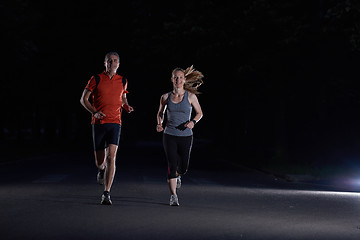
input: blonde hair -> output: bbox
[172,65,204,94]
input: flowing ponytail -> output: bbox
[172,65,204,94]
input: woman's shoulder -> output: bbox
[160,92,170,103]
[187,91,195,97]
[187,91,198,101]
[161,92,171,98]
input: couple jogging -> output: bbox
[80,52,204,206]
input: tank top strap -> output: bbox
[167,91,189,104]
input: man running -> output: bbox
[80,52,134,205]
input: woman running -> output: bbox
[156,65,204,206]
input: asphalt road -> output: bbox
[1,145,360,240]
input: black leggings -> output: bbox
[163,133,193,179]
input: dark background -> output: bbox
[2,0,360,173]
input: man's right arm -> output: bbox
[80,89,96,114]
[80,89,106,119]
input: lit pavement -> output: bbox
[1,148,360,240]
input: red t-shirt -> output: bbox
[85,71,128,125]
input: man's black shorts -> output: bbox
[92,123,121,151]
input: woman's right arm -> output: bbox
[156,94,168,132]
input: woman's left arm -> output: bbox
[185,93,203,129]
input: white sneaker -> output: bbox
[170,194,179,206]
[176,176,181,189]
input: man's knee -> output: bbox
[105,154,116,165]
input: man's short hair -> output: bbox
[104,52,120,62]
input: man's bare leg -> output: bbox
[104,144,118,192]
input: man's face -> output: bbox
[105,54,120,73]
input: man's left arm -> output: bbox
[122,93,134,113]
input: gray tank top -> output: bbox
[164,91,193,136]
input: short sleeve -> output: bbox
[85,76,97,92]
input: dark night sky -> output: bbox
[2,0,360,168]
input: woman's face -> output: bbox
[171,71,186,88]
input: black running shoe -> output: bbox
[101,191,112,205]
[97,168,105,185]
